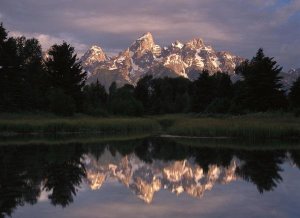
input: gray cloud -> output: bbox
[0,0,299,70]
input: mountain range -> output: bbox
[80,32,245,89]
[79,32,299,90]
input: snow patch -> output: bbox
[90,45,103,52]
[152,44,161,56]
[225,53,233,60]
[116,56,126,63]
[131,60,139,71]
[109,61,118,70]
[203,46,212,52]
[211,57,221,69]
[172,41,184,49]
[195,50,205,68]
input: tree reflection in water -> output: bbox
[0,137,299,217]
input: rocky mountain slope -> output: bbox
[81,32,244,89]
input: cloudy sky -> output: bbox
[0,0,299,70]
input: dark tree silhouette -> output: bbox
[145,76,191,114]
[0,24,47,111]
[108,81,117,96]
[108,84,143,116]
[190,70,216,112]
[236,150,284,193]
[0,26,19,111]
[83,79,108,114]
[236,48,286,111]
[45,42,87,111]
[290,150,300,169]
[134,75,153,110]
[15,36,47,110]
[289,77,300,108]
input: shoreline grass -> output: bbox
[155,113,300,140]
[0,115,161,135]
[0,133,151,146]
[0,113,300,140]
[166,137,300,150]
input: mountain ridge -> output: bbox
[81,32,245,89]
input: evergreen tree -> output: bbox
[45,42,87,111]
[134,75,153,110]
[48,88,76,116]
[108,84,143,116]
[204,72,233,113]
[0,23,9,110]
[15,37,47,110]
[190,70,215,112]
[0,24,46,111]
[170,77,191,113]
[108,81,117,96]
[235,48,286,111]
[0,23,7,43]
[212,72,233,99]
[83,80,108,115]
[0,25,20,111]
[289,77,300,108]
[142,76,191,114]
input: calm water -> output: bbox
[1,137,300,218]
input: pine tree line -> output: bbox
[1,23,300,116]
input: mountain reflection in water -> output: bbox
[0,137,300,217]
[83,150,237,203]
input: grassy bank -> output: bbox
[167,137,300,150]
[156,113,300,140]
[0,114,161,135]
[0,133,151,146]
[1,113,300,140]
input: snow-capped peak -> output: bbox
[130,32,156,58]
[80,45,108,73]
[90,45,104,52]
[83,45,107,60]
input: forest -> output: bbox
[1,23,300,117]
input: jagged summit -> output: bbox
[84,45,107,60]
[90,45,103,51]
[137,32,154,41]
[80,45,108,74]
[130,32,156,58]
[185,38,205,49]
[84,33,245,89]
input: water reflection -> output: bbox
[0,137,300,217]
[84,150,237,203]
